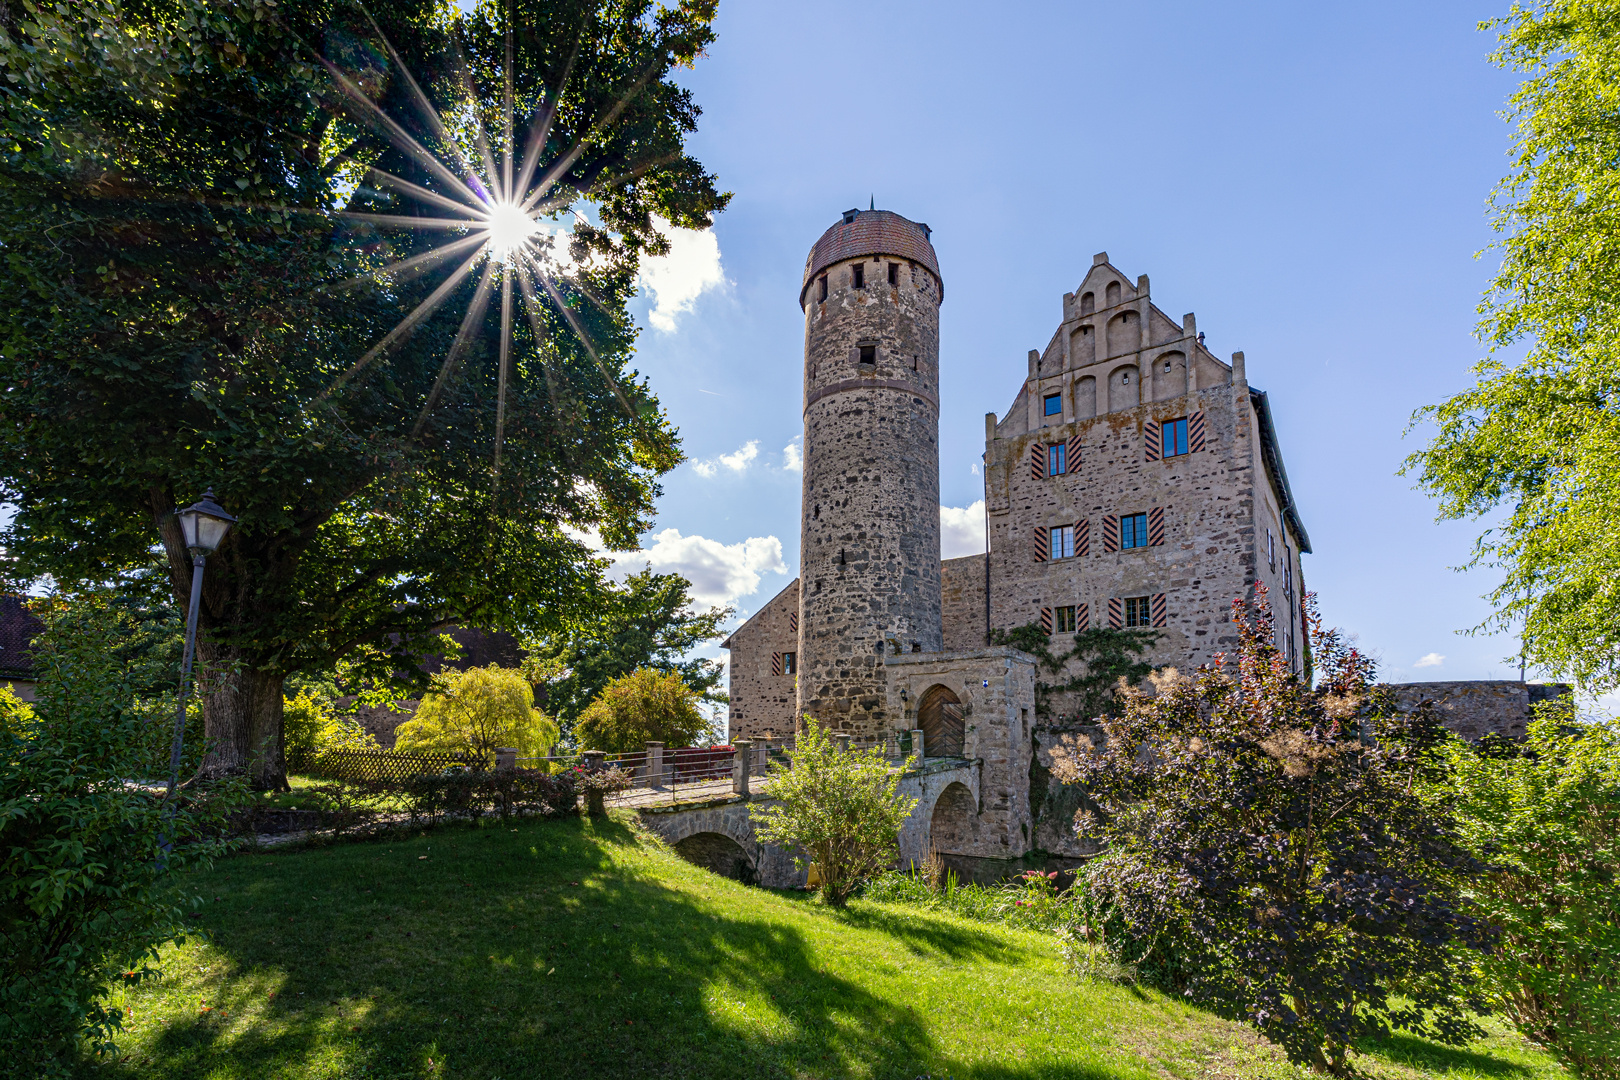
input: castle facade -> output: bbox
[723,209,1310,746]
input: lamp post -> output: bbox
[164,489,236,802]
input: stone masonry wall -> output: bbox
[1390,680,1572,741]
[942,554,988,651]
[882,647,1036,862]
[798,224,944,740]
[722,579,801,741]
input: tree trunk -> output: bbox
[195,638,287,790]
[152,487,289,791]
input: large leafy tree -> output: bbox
[0,0,727,787]
[1406,2,1620,689]
[525,568,730,724]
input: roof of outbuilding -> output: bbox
[0,595,41,679]
[800,209,942,307]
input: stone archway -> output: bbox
[916,684,964,758]
[929,781,979,855]
[672,832,757,885]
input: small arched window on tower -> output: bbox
[853,265,865,289]
[888,262,899,286]
[818,275,828,302]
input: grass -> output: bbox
[83,813,1568,1080]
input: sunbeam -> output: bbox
[316,0,653,468]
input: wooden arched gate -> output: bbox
[915,685,965,758]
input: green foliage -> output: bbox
[394,666,558,763]
[0,0,728,785]
[282,691,379,757]
[0,593,243,1074]
[862,867,1079,934]
[990,622,1158,720]
[750,719,918,907]
[1446,704,1620,1079]
[525,569,732,725]
[1056,591,1490,1076]
[0,687,31,741]
[1405,1,1620,688]
[573,666,710,752]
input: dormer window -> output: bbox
[853,265,865,289]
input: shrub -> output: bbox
[1055,589,1490,1076]
[283,690,378,757]
[574,667,710,752]
[0,594,242,1073]
[395,666,558,763]
[1447,706,1620,1079]
[750,719,917,906]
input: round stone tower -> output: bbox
[796,208,944,737]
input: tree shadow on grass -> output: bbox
[1356,1031,1536,1077]
[829,901,1031,964]
[85,815,1142,1080]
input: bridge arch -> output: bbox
[928,780,981,855]
[672,831,757,884]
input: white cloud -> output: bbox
[637,219,726,332]
[719,441,758,471]
[603,528,786,609]
[691,439,758,478]
[941,501,987,559]
[1414,652,1445,669]
[782,439,802,473]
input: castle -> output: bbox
[723,207,1309,752]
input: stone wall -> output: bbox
[941,554,988,650]
[1389,680,1572,741]
[881,647,1037,864]
[797,217,945,739]
[722,579,800,741]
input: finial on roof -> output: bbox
[869,195,874,211]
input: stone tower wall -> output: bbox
[797,215,944,738]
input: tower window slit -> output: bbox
[853,265,865,289]
[888,262,899,286]
[859,345,876,366]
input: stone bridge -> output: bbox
[625,757,984,889]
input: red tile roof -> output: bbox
[0,595,41,679]
[800,209,942,307]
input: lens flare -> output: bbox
[484,201,539,260]
[315,9,660,483]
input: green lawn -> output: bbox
[85,814,1567,1080]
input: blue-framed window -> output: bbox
[1120,512,1149,550]
[1162,417,1189,457]
[1049,524,1076,559]
[1044,393,1062,417]
[1047,443,1067,476]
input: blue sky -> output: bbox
[612,0,1538,690]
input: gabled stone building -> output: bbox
[724,217,1310,739]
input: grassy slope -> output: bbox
[87,815,1565,1080]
